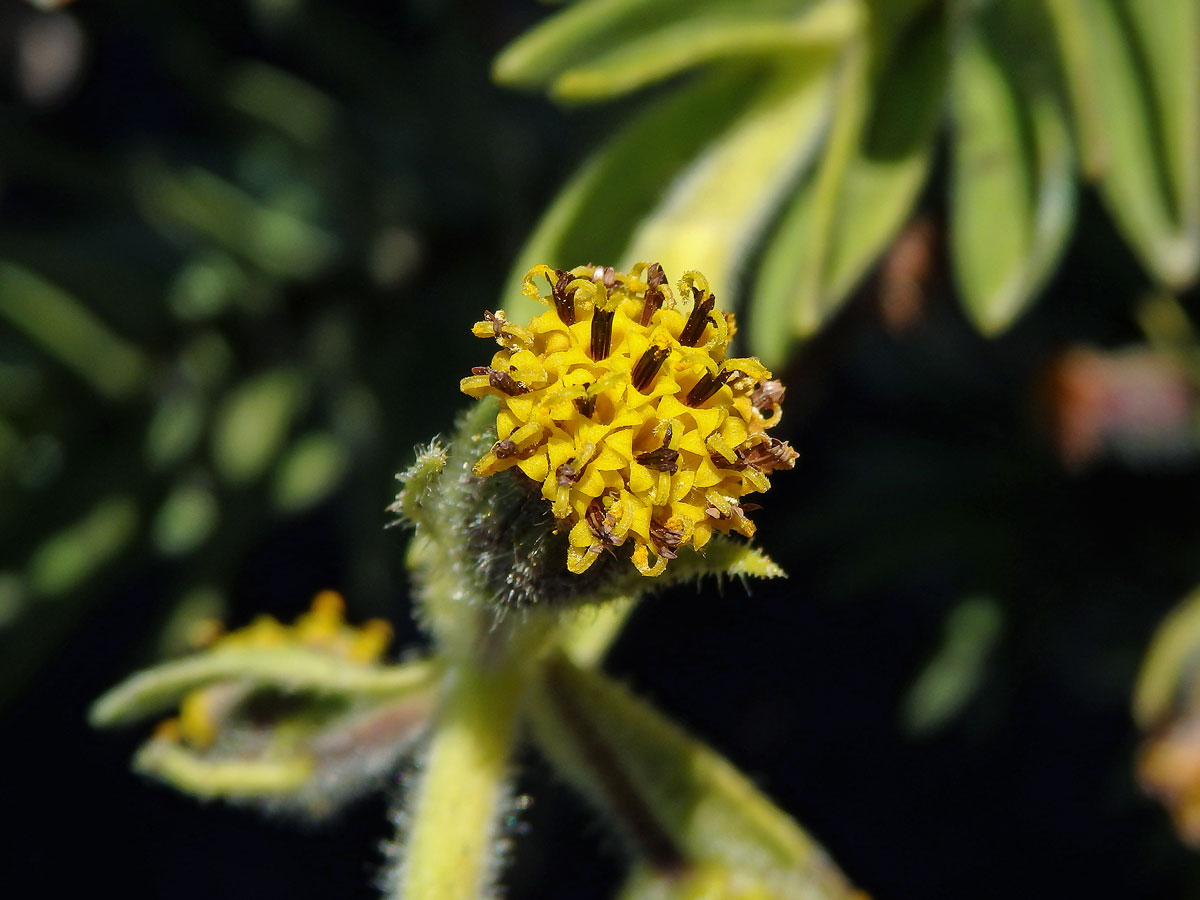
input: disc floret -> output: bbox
[460,263,796,577]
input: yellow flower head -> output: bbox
[157,591,393,749]
[460,263,796,577]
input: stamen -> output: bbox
[551,269,577,325]
[492,438,520,459]
[685,368,733,406]
[631,345,669,393]
[470,366,529,396]
[585,501,620,546]
[635,425,678,473]
[678,287,715,346]
[640,262,667,326]
[648,519,684,559]
[593,265,616,290]
[751,379,786,413]
[738,437,798,472]
[556,460,582,486]
[574,388,597,418]
[591,309,614,361]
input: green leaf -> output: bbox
[950,2,1076,334]
[133,686,435,818]
[498,67,766,321]
[135,740,314,798]
[550,0,860,103]
[90,650,439,728]
[662,534,786,583]
[211,368,307,485]
[494,0,837,97]
[271,431,349,512]
[901,595,1003,737]
[1135,586,1200,728]
[752,12,945,363]
[1122,0,1200,266]
[134,166,338,279]
[1050,0,1199,287]
[529,655,862,897]
[621,55,842,306]
[28,495,139,598]
[151,482,219,556]
[0,261,148,399]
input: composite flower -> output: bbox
[156,591,393,749]
[460,262,796,577]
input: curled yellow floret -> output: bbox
[461,263,796,577]
[160,591,393,749]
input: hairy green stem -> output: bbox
[393,659,526,900]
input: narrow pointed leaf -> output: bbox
[1053,0,1199,287]
[133,688,435,817]
[90,651,438,728]
[950,3,1076,334]
[752,13,945,364]
[622,55,841,307]
[530,655,862,898]
[499,68,764,321]
[551,0,860,102]
[135,740,314,797]
[1122,0,1200,268]
[0,261,148,399]
[1135,587,1200,728]
[495,0,836,97]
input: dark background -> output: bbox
[4,1,1200,897]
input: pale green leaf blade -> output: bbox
[211,368,307,485]
[495,0,828,95]
[0,261,148,399]
[1135,586,1200,728]
[751,13,945,364]
[28,495,139,597]
[1060,0,1199,286]
[750,42,870,365]
[950,3,1076,334]
[622,55,842,308]
[133,687,435,817]
[90,650,439,727]
[551,0,860,102]
[499,68,769,321]
[529,655,862,898]
[1122,0,1200,260]
[901,596,1004,737]
[135,740,314,799]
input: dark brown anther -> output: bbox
[709,450,745,471]
[751,379,786,413]
[574,390,597,418]
[685,368,734,407]
[738,437,798,472]
[556,460,582,486]
[648,520,684,559]
[493,438,520,459]
[551,269,577,326]
[636,425,679,473]
[705,499,761,521]
[591,308,615,361]
[471,366,530,396]
[585,500,621,546]
[593,265,616,291]
[482,310,502,336]
[631,345,669,393]
[640,263,667,326]
[678,287,715,347]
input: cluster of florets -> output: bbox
[460,262,796,576]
